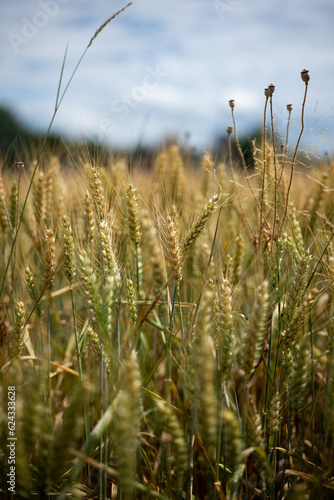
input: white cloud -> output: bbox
[0,0,333,153]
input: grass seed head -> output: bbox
[240,280,269,380]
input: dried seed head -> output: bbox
[229,99,235,109]
[265,84,275,97]
[301,69,310,83]
[227,126,233,135]
[268,83,275,95]
[287,104,293,112]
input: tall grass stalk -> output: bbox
[0,3,133,299]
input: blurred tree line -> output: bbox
[0,106,65,167]
[0,106,159,170]
[0,105,263,171]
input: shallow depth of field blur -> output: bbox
[1,3,334,500]
[1,96,334,498]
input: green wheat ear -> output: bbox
[115,350,142,499]
[9,180,18,230]
[126,277,138,326]
[182,192,221,257]
[239,280,269,381]
[25,266,43,318]
[213,277,234,383]
[268,390,281,437]
[221,409,244,477]
[87,324,111,374]
[10,301,25,359]
[288,331,311,418]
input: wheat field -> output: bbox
[1,11,334,497]
[1,106,334,499]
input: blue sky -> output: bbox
[1,0,334,154]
